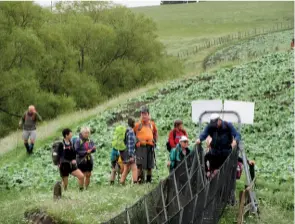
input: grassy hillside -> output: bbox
[0,2,294,224]
[133,2,294,74]
[204,29,293,69]
[133,2,294,52]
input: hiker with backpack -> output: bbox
[110,149,124,185]
[53,128,84,191]
[120,118,138,184]
[134,106,158,184]
[166,119,188,152]
[111,118,138,185]
[196,113,241,178]
[75,127,96,190]
[167,136,193,172]
[19,105,42,154]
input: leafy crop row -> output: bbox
[0,52,293,202]
[204,30,294,69]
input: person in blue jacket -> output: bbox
[196,113,241,177]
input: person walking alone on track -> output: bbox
[19,105,42,154]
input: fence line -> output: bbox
[103,144,239,224]
[176,22,294,59]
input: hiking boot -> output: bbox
[227,194,237,206]
[25,143,30,153]
[138,177,144,184]
[146,175,152,183]
[79,187,84,192]
[227,199,237,206]
[110,181,114,185]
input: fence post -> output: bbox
[144,198,150,223]
[200,183,210,222]
[126,208,131,224]
[178,208,184,224]
[160,183,168,221]
[173,172,181,210]
[185,158,193,199]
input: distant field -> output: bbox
[133,2,294,54]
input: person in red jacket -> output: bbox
[167,120,188,151]
[291,38,294,50]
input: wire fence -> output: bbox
[103,144,239,224]
[176,22,294,59]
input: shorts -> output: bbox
[135,146,154,170]
[59,162,78,177]
[77,157,93,172]
[119,150,131,164]
[111,148,133,167]
[22,130,36,141]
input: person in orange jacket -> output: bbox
[291,38,294,50]
[134,106,158,183]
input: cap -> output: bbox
[140,106,149,113]
[210,113,220,121]
[179,136,189,142]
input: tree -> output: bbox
[0,1,182,137]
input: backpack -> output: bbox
[112,125,128,151]
[236,161,243,179]
[71,136,81,150]
[52,140,63,165]
[24,112,36,122]
[166,130,177,152]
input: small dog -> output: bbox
[53,181,62,200]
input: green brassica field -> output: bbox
[0,51,293,223]
[204,30,294,69]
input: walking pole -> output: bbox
[16,128,19,157]
[153,146,159,180]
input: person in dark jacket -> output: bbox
[75,127,96,190]
[196,113,241,177]
[19,105,42,154]
[168,119,188,149]
[58,128,84,191]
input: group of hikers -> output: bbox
[19,104,254,191]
